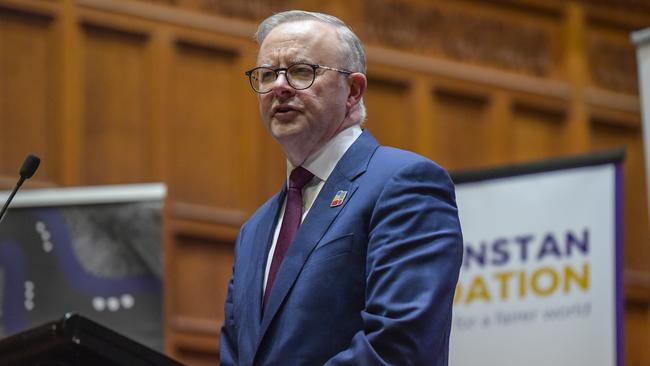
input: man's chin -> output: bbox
[270,119,304,139]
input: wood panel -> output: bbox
[625,302,650,366]
[591,120,650,272]
[432,87,491,171]
[80,23,155,184]
[364,77,413,150]
[170,331,221,366]
[586,22,638,95]
[168,40,241,212]
[510,100,567,163]
[164,220,238,365]
[0,8,57,185]
[168,234,232,331]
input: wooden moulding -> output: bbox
[169,202,246,228]
[625,270,650,305]
[173,37,240,60]
[77,7,153,39]
[170,315,221,336]
[0,176,57,190]
[511,95,569,123]
[76,0,256,39]
[586,88,641,115]
[0,0,59,18]
[589,106,642,130]
[169,331,220,364]
[433,85,490,108]
[366,46,571,101]
[171,332,220,350]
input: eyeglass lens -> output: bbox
[250,64,315,93]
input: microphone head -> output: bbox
[19,154,40,179]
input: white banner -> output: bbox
[450,159,621,366]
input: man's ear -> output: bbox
[347,73,367,108]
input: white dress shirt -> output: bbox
[263,125,363,290]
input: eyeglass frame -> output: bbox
[244,63,354,94]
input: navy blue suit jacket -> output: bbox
[220,130,463,365]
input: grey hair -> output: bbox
[255,10,367,122]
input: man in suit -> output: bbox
[221,10,463,366]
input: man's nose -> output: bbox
[272,72,295,98]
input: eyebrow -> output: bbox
[292,57,313,64]
[257,58,315,68]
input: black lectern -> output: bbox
[0,313,183,366]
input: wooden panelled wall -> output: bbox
[0,0,648,364]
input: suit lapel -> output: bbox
[254,130,380,352]
[241,188,286,345]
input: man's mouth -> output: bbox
[273,105,300,118]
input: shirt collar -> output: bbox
[286,125,362,183]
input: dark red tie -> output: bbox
[263,166,314,309]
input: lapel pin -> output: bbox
[330,190,348,207]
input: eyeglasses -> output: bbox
[245,63,353,94]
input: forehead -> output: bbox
[257,20,341,65]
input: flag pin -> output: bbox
[330,190,347,207]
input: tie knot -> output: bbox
[289,166,314,190]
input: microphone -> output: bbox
[0,154,41,224]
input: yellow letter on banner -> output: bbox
[466,276,492,304]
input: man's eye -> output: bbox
[259,70,276,82]
[290,66,313,78]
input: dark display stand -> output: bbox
[0,313,183,366]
